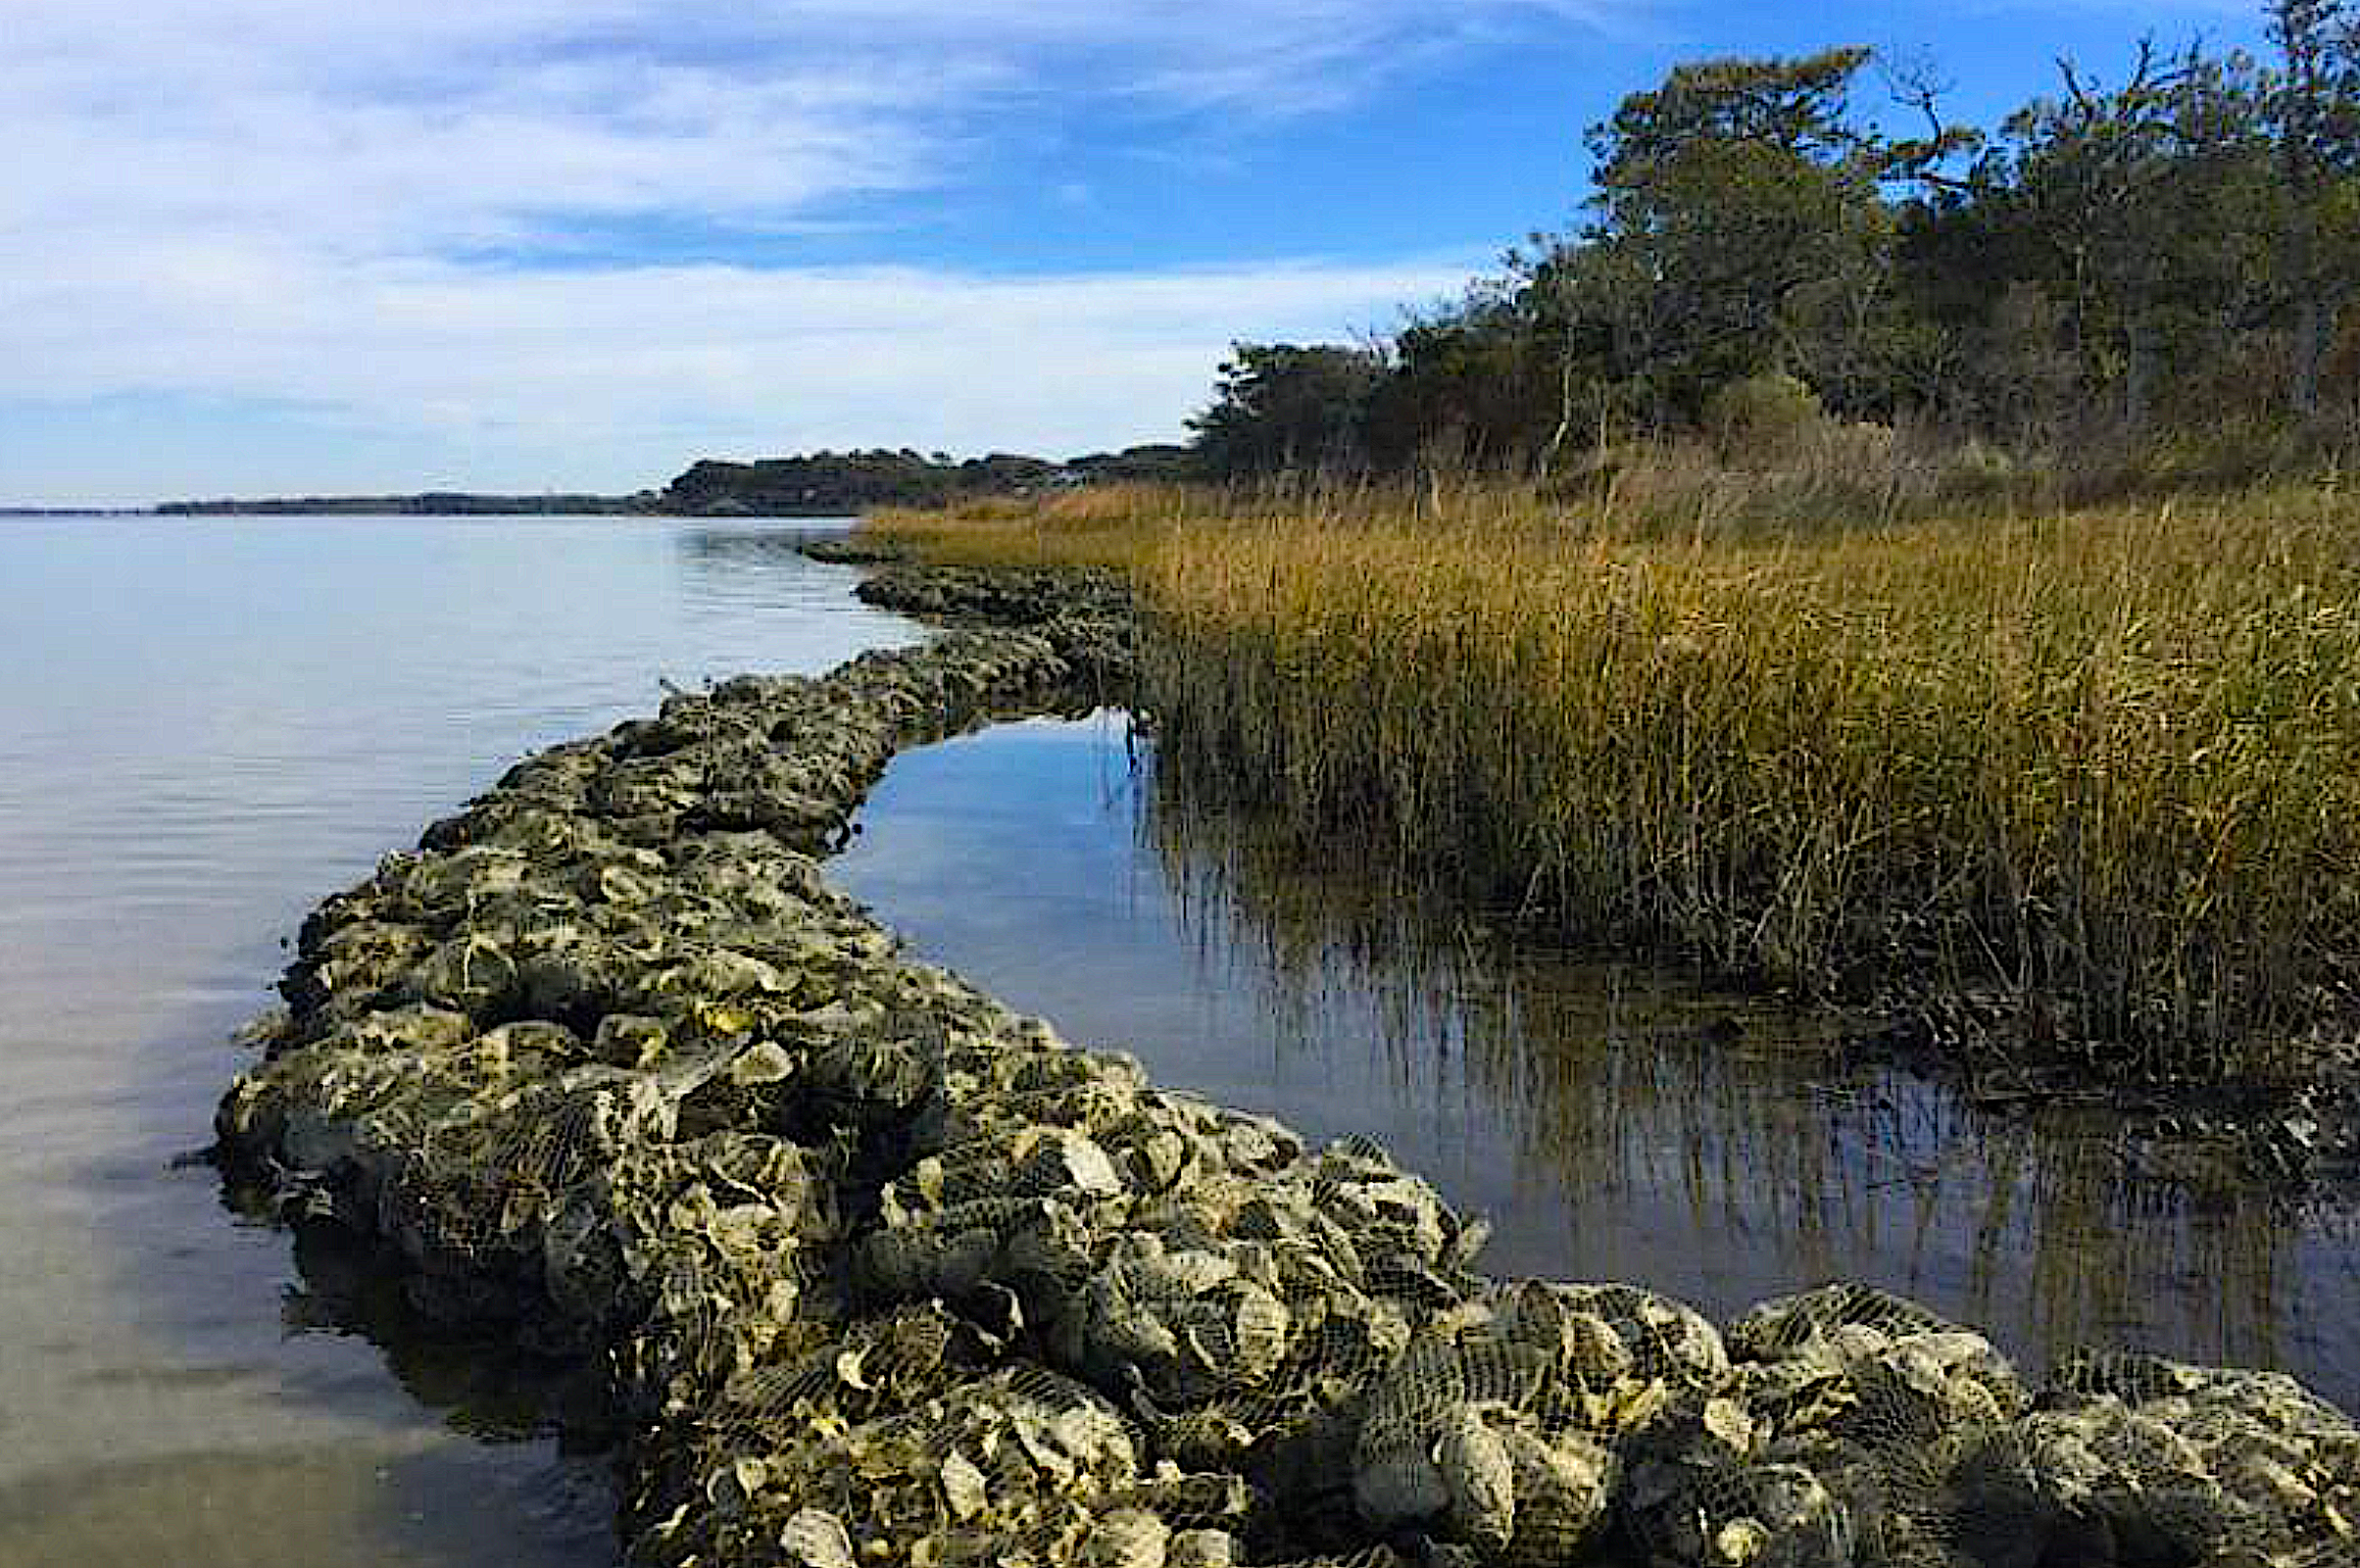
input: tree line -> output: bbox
[1189,1,2360,481]
[658,444,1195,514]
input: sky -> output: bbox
[1,0,2270,505]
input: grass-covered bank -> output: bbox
[864,477,2360,1083]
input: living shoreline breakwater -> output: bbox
[216,565,2359,1568]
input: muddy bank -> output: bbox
[217,591,2359,1568]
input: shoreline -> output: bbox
[216,569,2359,1568]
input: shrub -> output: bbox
[1705,371,1824,464]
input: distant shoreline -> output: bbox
[13,442,1196,519]
[153,492,656,516]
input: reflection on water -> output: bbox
[263,1214,606,1445]
[0,514,914,1568]
[680,525,840,574]
[836,710,2360,1415]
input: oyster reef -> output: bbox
[218,570,2360,1568]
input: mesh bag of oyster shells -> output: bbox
[2023,1349,2360,1566]
[867,1084,1485,1348]
[220,1011,615,1279]
[1349,1280,1730,1565]
[578,1130,854,1412]
[1606,1284,2056,1568]
[855,1066,1504,1544]
[637,1298,1412,1568]
[638,1354,1255,1568]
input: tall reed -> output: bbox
[872,479,2360,1079]
[863,482,1202,570]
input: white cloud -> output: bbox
[0,1,1607,497]
[5,0,1615,256]
[2,249,1477,498]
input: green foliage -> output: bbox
[1582,49,1896,418]
[1361,293,1562,469]
[1181,6,2360,483]
[1188,343,1388,478]
[662,451,1055,515]
[1065,443,1199,484]
[657,447,1199,515]
[1705,371,1824,461]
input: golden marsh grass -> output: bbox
[867,478,2360,1077]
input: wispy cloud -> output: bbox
[7,0,1619,256]
[1,1,1613,498]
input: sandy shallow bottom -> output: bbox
[0,514,912,1568]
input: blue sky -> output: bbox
[1,0,2268,505]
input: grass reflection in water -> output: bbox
[1134,735,2353,1404]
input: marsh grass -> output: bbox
[864,482,1200,570]
[867,475,2360,1079]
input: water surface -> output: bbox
[835,712,2360,1415]
[0,514,916,1568]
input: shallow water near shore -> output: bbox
[0,514,916,1568]
[834,710,2360,1417]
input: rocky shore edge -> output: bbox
[215,575,2358,1568]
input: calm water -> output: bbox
[0,515,916,1568]
[835,712,2360,1415]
